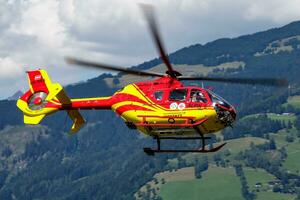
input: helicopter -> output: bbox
[17,4,287,155]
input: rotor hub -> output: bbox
[28,92,48,110]
[166,70,182,78]
[33,97,43,105]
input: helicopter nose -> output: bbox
[229,106,237,121]
[215,103,236,126]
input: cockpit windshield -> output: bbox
[207,90,236,125]
[207,90,232,108]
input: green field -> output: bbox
[283,95,300,108]
[221,137,267,153]
[283,141,300,174]
[178,137,268,166]
[146,165,297,200]
[269,129,300,174]
[243,168,296,200]
[243,167,275,191]
[267,113,296,124]
[271,129,290,147]
[167,137,269,171]
[138,131,300,200]
[159,166,243,200]
[256,191,295,200]
[241,113,296,125]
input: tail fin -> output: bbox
[17,69,85,133]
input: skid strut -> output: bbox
[143,136,226,156]
[142,117,226,155]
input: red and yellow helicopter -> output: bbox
[16,5,287,155]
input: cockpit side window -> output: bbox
[189,89,207,103]
[169,89,187,101]
[154,91,163,101]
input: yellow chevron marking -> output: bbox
[117,84,149,102]
[132,84,167,110]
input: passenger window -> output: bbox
[169,89,187,101]
[190,89,207,103]
[154,91,163,101]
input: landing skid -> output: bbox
[140,116,226,155]
[143,136,226,156]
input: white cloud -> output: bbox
[245,0,300,23]
[0,57,23,78]
[9,0,67,49]
[1,0,300,99]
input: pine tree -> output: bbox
[269,138,276,150]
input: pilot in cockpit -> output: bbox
[190,91,207,103]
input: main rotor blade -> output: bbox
[178,76,288,87]
[139,4,180,77]
[65,57,165,77]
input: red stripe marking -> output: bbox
[115,105,153,115]
[20,90,32,101]
[137,115,195,119]
[45,101,62,108]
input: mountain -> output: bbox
[6,90,23,101]
[1,21,300,200]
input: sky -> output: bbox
[1,0,300,99]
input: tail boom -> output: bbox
[65,97,112,110]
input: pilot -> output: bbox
[191,92,197,102]
[191,92,206,103]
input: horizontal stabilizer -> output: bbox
[68,110,85,134]
[24,114,46,125]
[56,88,86,133]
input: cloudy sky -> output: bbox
[1,0,300,99]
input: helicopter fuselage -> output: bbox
[110,76,236,136]
[17,70,236,137]
[18,70,236,136]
